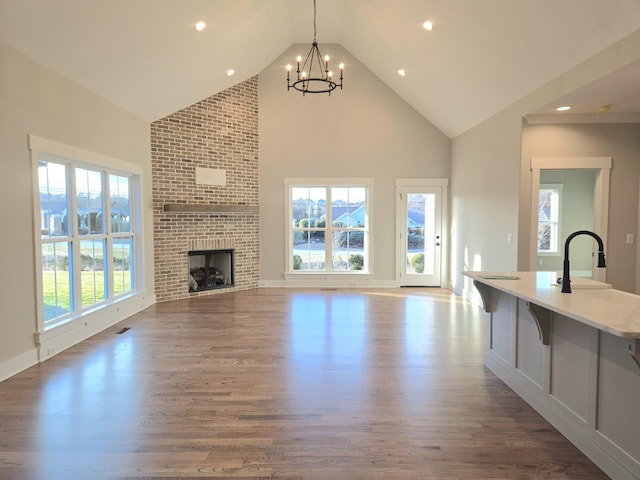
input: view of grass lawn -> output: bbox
[42,267,132,318]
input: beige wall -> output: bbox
[258,44,450,285]
[452,29,640,300]
[521,123,640,292]
[4,25,640,377]
[0,41,153,380]
[450,113,522,297]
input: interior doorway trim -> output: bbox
[529,157,611,281]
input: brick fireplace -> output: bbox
[151,77,259,302]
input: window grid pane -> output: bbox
[538,187,560,253]
[80,239,108,307]
[290,184,368,273]
[76,167,104,235]
[113,236,134,295]
[39,160,69,238]
[109,174,131,233]
[41,242,73,322]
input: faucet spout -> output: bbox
[561,230,606,293]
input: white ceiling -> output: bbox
[2,0,640,138]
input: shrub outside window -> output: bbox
[288,181,370,273]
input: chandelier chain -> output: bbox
[286,0,343,95]
[313,0,318,43]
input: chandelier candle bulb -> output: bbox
[286,0,344,95]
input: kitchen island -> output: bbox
[465,271,640,480]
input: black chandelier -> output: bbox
[286,0,343,95]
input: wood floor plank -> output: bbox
[0,288,609,479]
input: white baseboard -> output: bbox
[1,290,155,382]
[38,290,156,362]
[259,278,452,289]
[0,349,39,383]
[260,276,379,288]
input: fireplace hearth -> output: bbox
[188,249,234,292]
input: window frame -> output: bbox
[537,183,563,255]
[30,135,142,333]
[285,178,373,274]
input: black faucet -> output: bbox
[561,230,606,293]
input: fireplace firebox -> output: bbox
[188,249,234,292]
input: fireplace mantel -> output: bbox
[163,204,259,214]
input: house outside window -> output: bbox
[538,184,562,254]
[32,138,140,331]
[287,179,371,273]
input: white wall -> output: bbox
[258,44,450,286]
[452,29,640,300]
[0,41,154,380]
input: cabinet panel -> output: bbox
[490,290,516,365]
[550,313,592,422]
[516,299,545,388]
[598,332,640,462]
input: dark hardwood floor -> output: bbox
[0,288,609,479]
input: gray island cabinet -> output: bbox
[465,271,640,480]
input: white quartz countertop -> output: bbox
[464,271,640,338]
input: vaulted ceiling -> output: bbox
[2,0,640,138]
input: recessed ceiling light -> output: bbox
[195,21,206,31]
[398,68,406,77]
[423,20,433,31]
[226,69,235,77]
[555,105,571,111]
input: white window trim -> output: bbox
[284,177,374,277]
[537,183,563,256]
[29,135,145,344]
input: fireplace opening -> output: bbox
[188,249,234,292]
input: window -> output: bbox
[287,179,371,273]
[537,184,562,253]
[33,139,139,330]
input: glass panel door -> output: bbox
[398,186,442,286]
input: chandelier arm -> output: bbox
[300,44,315,80]
[287,0,343,95]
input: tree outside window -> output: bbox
[538,184,562,253]
[289,182,369,273]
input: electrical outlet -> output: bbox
[626,234,634,245]
[507,233,513,244]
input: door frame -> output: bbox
[529,157,611,281]
[395,178,449,288]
